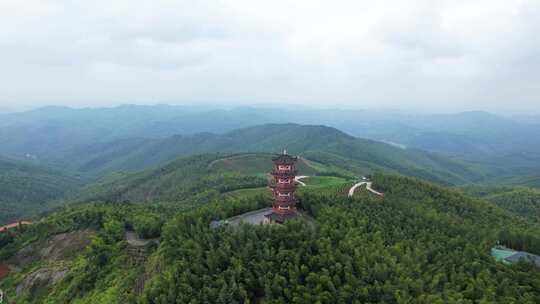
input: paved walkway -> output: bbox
[226,208,273,226]
[294,175,383,197]
[225,207,316,226]
[295,176,308,186]
[348,181,383,197]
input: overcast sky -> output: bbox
[0,0,539,113]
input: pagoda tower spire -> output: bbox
[265,151,299,223]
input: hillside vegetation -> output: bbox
[73,145,482,206]
[504,176,540,190]
[75,153,341,204]
[2,120,489,222]
[0,157,81,224]
[54,124,486,185]
[144,175,540,303]
[463,186,540,223]
[2,174,539,303]
[0,122,529,227]
[2,106,540,184]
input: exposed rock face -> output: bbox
[9,230,94,267]
[1,230,94,299]
[16,268,68,297]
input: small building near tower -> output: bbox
[265,151,299,224]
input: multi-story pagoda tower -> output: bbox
[265,151,299,224]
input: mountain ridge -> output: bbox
[44,123,485,185]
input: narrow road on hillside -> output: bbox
[125,231,159,247]
[348,181,383,197]
[295,176,308,186]
[0,221,32,232]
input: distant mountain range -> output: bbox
[1,105,539,160]
[1,105,540,223]
[2,105,539,179]
[39,123,483,184]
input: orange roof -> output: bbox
[272,153,297,164]
[0,221,32,232]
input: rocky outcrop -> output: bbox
[0,230,94,299]
[9,230,94,267]
[15,267,68,297]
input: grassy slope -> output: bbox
[300,176,352,191]
[76,152,356,204]
[225,175,354,200]
[75,153,270,203]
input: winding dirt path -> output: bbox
[125,231,159,247]
[348,181,383,197]
[295,176,308,186]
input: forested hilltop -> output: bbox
[37,123,485,183]
[1,109,540,303]
[463,186,540,223]
[72,150,478,205]
[1,174,539,303]
[0,122,490,224]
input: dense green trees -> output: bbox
[76,154,269,204]
[464,186,540,223]
[132,214,163,239]
[141,175,540,303]
[2,174,540,303]
[0,157,82,224]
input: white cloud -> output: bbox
[0,0,539,113]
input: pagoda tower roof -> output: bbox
[272,153,298,164]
